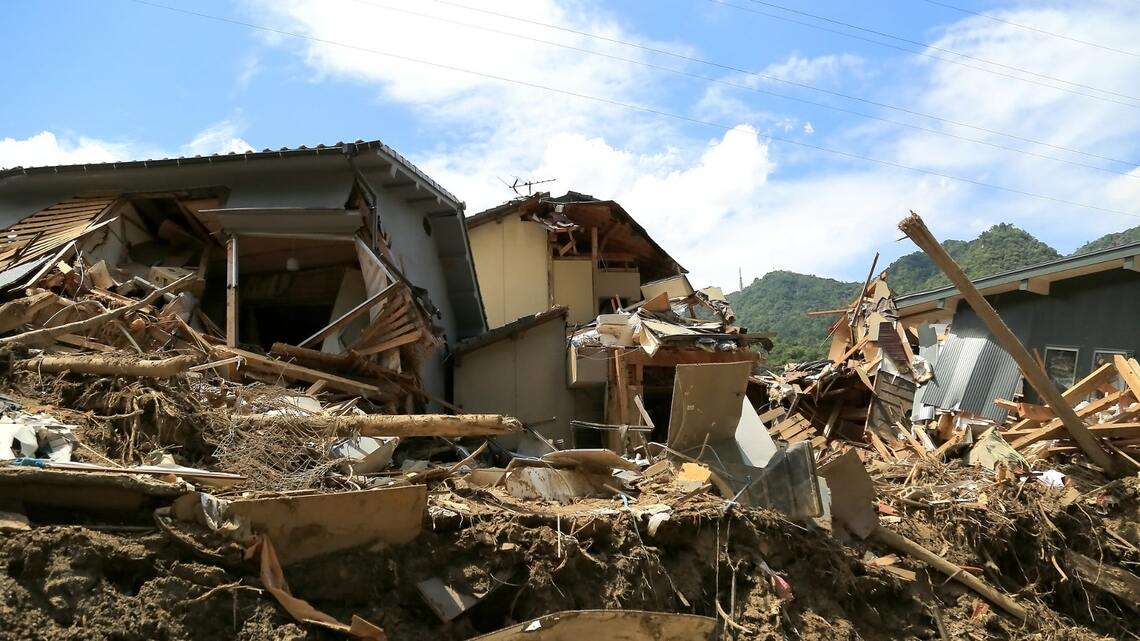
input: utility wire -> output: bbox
[921,0,1140,59]
[428,0,1140,169]
[351,0,1139,181]
[708,0,1140,108]
[127,0,1140,221]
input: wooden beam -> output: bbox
[233,413,521,438]
[215,345,394,400]
[871,527,1027,623]
[1113,355,1140,400]
[1007,362,1122,433]
[1067,551,1140,608]
[899,212,1119,476]
[299,281,400,349]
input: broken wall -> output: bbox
[552,259,594,325]
[363,179,466,400]
[467,214,551,330]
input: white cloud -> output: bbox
[761,53,864,85]
[181,118,253,156]
[237,53,261,89]
[802,121,814,135]
[0,120,256,172]
[0,131,135,170]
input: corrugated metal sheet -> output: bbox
[913,329,1021,422]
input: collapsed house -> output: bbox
[455,192,771,455]
[0,140,486,407]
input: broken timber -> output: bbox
[233,413,522,438]
[898,211,1120,477]
[15,354,197,378]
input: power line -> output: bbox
[126,0,1140,221]
[351,0,1139,181]
[428,0,1139,169]
[707,0,1140,108]
[921,0,1140,59]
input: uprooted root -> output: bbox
[9,369,226,465]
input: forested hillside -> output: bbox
[729,224,1088,368]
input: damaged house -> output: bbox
[0,140,486,409]
[454,192,770,455]
[894,242,1140,420]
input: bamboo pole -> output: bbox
[898,212,1119,477]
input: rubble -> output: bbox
[0,189,1134,641]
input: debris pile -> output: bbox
[0,196,1135,641]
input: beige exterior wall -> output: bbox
[468,216,550,329]
[552,258,595,325]
[453,316,577,447]
[596,269,642,302]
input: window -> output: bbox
[1043,346,1079,390]
[1092,349,1134,396]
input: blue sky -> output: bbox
[3,0,1139,289]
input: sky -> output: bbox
[2,0,1140,290]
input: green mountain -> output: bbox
[730,271,860,366]
[729,224,1064,367]
[1072,224,1140,255]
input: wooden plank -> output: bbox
[349,298,411,349]
[1063,362,1117,403]
[354,329,423,357]
[869,431,895,461]
[54,334,115,353]
[299,281,400,349]
[1010,390,1132,448]
[758,407,786,424]
[1114,355,1140,400]
[1013,421,1140,445]
[215,345,393,400]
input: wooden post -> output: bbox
[898,212,1120,476]
[590,226,599,316]
[225,235,239,380]
[225,235,238,347]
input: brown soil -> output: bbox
[2,475,1135,641]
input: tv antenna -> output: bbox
[498,176,556,196]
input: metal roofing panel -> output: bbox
[916,330,1021,422]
